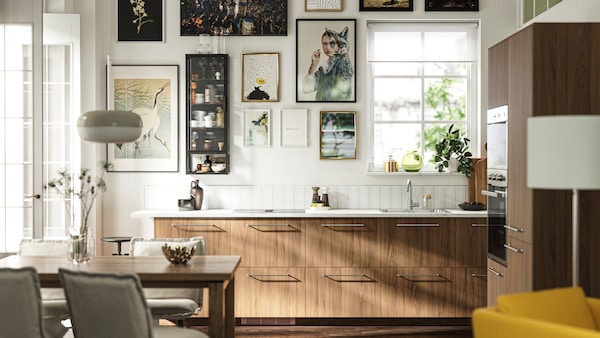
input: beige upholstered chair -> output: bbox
[58,268,209,338]
[129,237,205,327]
[0,267,46,338]
[18,239,70,338]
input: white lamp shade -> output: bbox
[527,115,600,190]
[77,110,142,143]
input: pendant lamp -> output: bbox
[77,110,142,143]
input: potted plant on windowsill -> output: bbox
[434,124,473,178]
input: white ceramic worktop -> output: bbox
[131,208,487,219]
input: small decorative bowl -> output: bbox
[161,244,196,264]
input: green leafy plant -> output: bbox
[434,124,473,178]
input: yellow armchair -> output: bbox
[473,287,600,338]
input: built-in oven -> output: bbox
[485,105,508,265]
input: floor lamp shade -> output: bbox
[527,115,600,190]
[77,110,142,143]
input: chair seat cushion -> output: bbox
[42,299,69,319]
[154,326,209,338]
[497,287,597,330]
[146,298,199,318]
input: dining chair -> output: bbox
[129,237,206,327]
[18,239,71,338]
[0,267,46,338]
[58,268,209,338]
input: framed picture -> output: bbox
[425,0,479,11]
[107,65,179,172]
[320,111,356,160]
[305,0,343,12]
[281,108,308,147]
[244,109,271,147]
[180,0,288,36]
[242,53,280,102]
[359,0,413,11]
[296,19,356,102]
[117,0,164,41]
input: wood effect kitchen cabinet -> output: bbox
[456,268,487,316]
[153,218,231,256]
[488,23,600,302]
[488,38,508,109]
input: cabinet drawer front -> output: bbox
[154,218,231,256]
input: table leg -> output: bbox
[225,277,235,337]
[208,281,226,338]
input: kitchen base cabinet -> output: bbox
[380,268,455,317]
[154,218,231,256]
[235,268,305,318]
[456,268,487,316]
[305,268,380,318]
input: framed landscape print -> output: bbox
[244,109,271,147]
[242,53,280,102]
[180,0,288,36]
[320,111,356,160]
[425,0,479,11]
[359,0,413,11]
[296,19,356,102]
[305,0,343,12]
[107,65,179,172]
[117,0,164,41]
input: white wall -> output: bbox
[65,1,521,252]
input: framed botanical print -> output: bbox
[359,0,413,11]
[242,53,280,102]
[107,65,179,172]
[244,109,271,147]
[296,19,356,103]
[320,111,356,160]
[180,0,288,36]
[425,0,479,11]
[305,0,343,12]
[117,0,164,41]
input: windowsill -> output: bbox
[366,170,466,177]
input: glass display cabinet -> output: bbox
[185,54,229,174]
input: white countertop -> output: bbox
[131,208,487,219]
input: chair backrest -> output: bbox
[129,237,205,302]
[0,267,45,338]
[59,268,154,338]
[18,239,69,256]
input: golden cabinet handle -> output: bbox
[395,273,449,282]
[24,194,40,199]
[246,224,300,232]
[322,274,376,282]
[246,274,301,282]
[171,224,225,232]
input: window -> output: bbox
[367,21,479,172]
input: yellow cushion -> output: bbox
[497,287,597,330]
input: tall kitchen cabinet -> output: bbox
[487,23,600,304]
[185,54,229,174]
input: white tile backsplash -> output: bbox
[144,183,468,211]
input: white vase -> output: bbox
[447,157,460,172]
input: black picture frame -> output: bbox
[425,0,479,11]
[359,0,414,11]
[296,19,356,103]
[180,0,288,36]
[117,0,164,42]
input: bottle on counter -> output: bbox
[322,188,330,207]
[190,179,204,210]
[423,194,432,210]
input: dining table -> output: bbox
[0,254,241,338]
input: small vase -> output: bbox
[401,151,423,172]
[447,157,460,172]
[68,227,93,263]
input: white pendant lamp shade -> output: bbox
[77,110,142,143]
[527,115,600,190]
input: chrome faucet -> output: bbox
[406,179,419,210]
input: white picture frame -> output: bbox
[243,108,271,147]
[281,108,308,147]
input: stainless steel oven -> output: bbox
[485,105,508,265]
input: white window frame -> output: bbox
[366,20,481,173]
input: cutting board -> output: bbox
[468,157,487,207]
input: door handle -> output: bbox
[24,194,41,199]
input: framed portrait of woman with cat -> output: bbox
[296,19,356,103]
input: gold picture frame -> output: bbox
[320,111,356,160]
[242,52,280,102]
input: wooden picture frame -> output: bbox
[425,0,479,11]
[107,65,179,172]
[242,53,280,102]
[359,0,413,11]
[281,108,308,147]
[117,0,164,41]
[320,111,356,160]
[180,0,288,36]
[305,0,343,12]
[296,19,356,102]
[244,109,271,147]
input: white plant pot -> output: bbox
[447,157,459,172]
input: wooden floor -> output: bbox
[190,325,473,338]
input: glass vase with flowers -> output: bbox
[46,161,112,263]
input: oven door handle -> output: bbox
[481,189,507,198]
